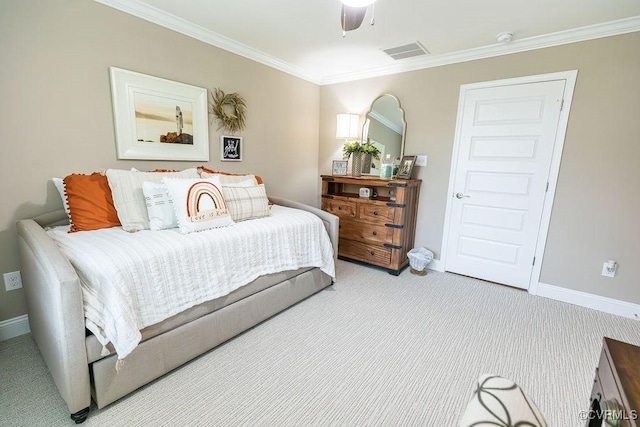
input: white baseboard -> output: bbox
[428,259,444,272]
[0,315,30,341]
[537,282,640,321]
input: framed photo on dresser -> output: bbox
[332,160,348,176]
[396,155,416,179]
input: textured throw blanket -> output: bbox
[48,205,335,360]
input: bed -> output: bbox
[16,196,338,424]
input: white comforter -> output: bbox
[48,205,335,360]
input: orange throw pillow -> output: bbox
[197,166,264,185]
[64,173,121,232]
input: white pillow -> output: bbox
[199,171,259,187]
[459,375,547,427]
[106,168,199,232]
[163,176,234,234]
[222,184,271,222]
[142,182,177,231]
[52,177,71,221]
[222,178,257,188]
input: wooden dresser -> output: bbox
[588,337,639,426]
[321,175,421,275]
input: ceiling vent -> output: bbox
[382,42,429,60]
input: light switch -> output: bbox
[416,155,428,167]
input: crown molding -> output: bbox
[368,111,403,135]
[95,1,639,87]
[321,16,640,84]
[94,0,323,84]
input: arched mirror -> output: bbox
[362,94,406,176]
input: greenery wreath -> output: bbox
[209,88,247,134]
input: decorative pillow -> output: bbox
[63,173,121,232]
[222,184,271,222]
[163,176,234,234]
[52,177,71,221]
[106,168,199,232]
[220,178,257,188]
[458,375,547,427]
[197,166,264,185]
[142,182,177,231]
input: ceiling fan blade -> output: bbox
[341,4,367,32]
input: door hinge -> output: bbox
[560,99,564,111]
[545,182,549,193]
[532,257,536,266]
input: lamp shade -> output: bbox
[336,113,359,139]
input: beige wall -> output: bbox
[320,33,640,305]
[1,1,638,323]
[0,1,320,321]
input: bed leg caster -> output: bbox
[70,407,89,424]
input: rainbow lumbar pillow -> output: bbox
[163,176,234,234]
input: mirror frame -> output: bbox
[362,94,407,173]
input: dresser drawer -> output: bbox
[590,338,640,427]
[339,239,391,267]
[322,199,356,218]
[339,219,393,245]
[359,204,396,224]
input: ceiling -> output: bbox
[97,0,640,85]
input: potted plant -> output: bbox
[342,141,365,176]
[360,140,381,174]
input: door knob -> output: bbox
[455,192,470,199]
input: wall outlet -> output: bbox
[601,261,617,278]
[415,155,428,167]
[4,271,23,291]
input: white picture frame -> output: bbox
[109,67,209,161]
[220,136,243,161]
[332,160,348,175]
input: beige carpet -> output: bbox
[1,260,639,426]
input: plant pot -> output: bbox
[351,154,363,177]
[361,153,372,174]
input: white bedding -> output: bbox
[48,205,335,360]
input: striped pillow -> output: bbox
[222,184,270,222]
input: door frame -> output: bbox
[440,70,578,294]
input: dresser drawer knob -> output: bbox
[338,206,342,210]
[372,231,377,236]
[373,210,379,215]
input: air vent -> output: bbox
[382,41,429,60]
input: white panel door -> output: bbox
[445,80,566,289]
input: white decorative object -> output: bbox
[222,184,271,222]
[106,168,199,232]
[163,176,234,234]
[110,67,209,161]
[52,177,71,220]
[142,182,177,231]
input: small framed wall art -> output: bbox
[220,135,242,161]
[332,160,348,176]
[396,155,417,179]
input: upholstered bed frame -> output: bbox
[16,197,338,424]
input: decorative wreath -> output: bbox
[209,87,247,134]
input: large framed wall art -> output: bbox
[109,67,209,161]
